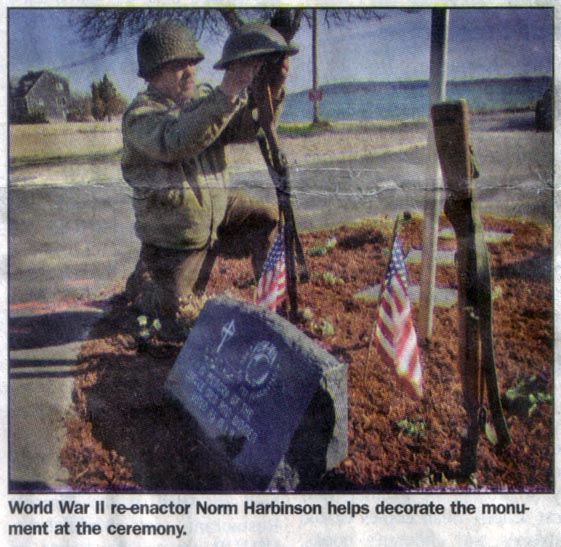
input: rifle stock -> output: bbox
[432,100,510,473]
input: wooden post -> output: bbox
[418,8,449,343]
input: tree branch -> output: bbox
[73,7,389,51]
[218,8,244,31]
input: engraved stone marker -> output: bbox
[165,296,347,491]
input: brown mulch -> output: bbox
[60,214,553,492]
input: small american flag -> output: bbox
[374,235,423,399]
[254,231,287,311]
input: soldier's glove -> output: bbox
[252,53,289,108]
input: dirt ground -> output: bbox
[60,213,553,492]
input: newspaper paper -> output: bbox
[3,1,559,545]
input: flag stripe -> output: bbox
[374,234,423,399]
[254,231,287,311]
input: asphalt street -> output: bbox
[9,116,553,307]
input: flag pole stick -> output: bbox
[418,8,449,344]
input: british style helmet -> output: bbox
[213,22,298,70]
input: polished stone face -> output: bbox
[166,296,348,490]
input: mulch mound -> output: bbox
[60,214,553,492]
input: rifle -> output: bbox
[256,84,308,322]
[431,100,510,474]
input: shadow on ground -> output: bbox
[493,248,551,281]
[10,310,104,351]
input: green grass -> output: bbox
[10,149,123,169]
[277,118,427,137]
[11,118,426,168]
[10,121,123,166]
[277,122,328,137]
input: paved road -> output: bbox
[7,111,553,490]
[9,114,553,306]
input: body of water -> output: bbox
[282,76,551,122]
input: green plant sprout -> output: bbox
[311,271,346,286]
[308,236,338,256]
[137,315,162,339]
[503,375,552,416]
[395,416,426,438]
[297,307,314,324]
[311,317,335,338]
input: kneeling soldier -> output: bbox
[122,20,297,337]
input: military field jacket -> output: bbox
[121,84,282,250]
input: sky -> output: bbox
[8,7,553,100]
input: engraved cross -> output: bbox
[216,319,236,353]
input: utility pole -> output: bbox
[418,8,449,343]
[311,9,321,125]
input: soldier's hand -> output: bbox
[270,54,290,97]
[220,57,265,98]
[253,54,290,102]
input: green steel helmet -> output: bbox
[213,22,298,70]
[137,20,205,79]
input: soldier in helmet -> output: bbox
[122,20,297,337]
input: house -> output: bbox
[10,70,71,123]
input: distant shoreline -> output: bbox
[289,74,551,96]
[283,75,548,124]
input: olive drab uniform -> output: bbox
[122,22,286,328]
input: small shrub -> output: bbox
[312,317,335,338]
[395,416,426,438]
[176,294,208,332]
[308,236,338,257]
[502,375,552,416]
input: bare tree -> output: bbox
[72,8,300,48]
[72,7,385,49]
[73,7,387,124]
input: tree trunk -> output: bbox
[218,8,244,30]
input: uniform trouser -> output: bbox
[125,190,278,322]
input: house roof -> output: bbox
[12,70,68,98]
[12,71,44,98]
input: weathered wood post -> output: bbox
[431,100,510,475]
